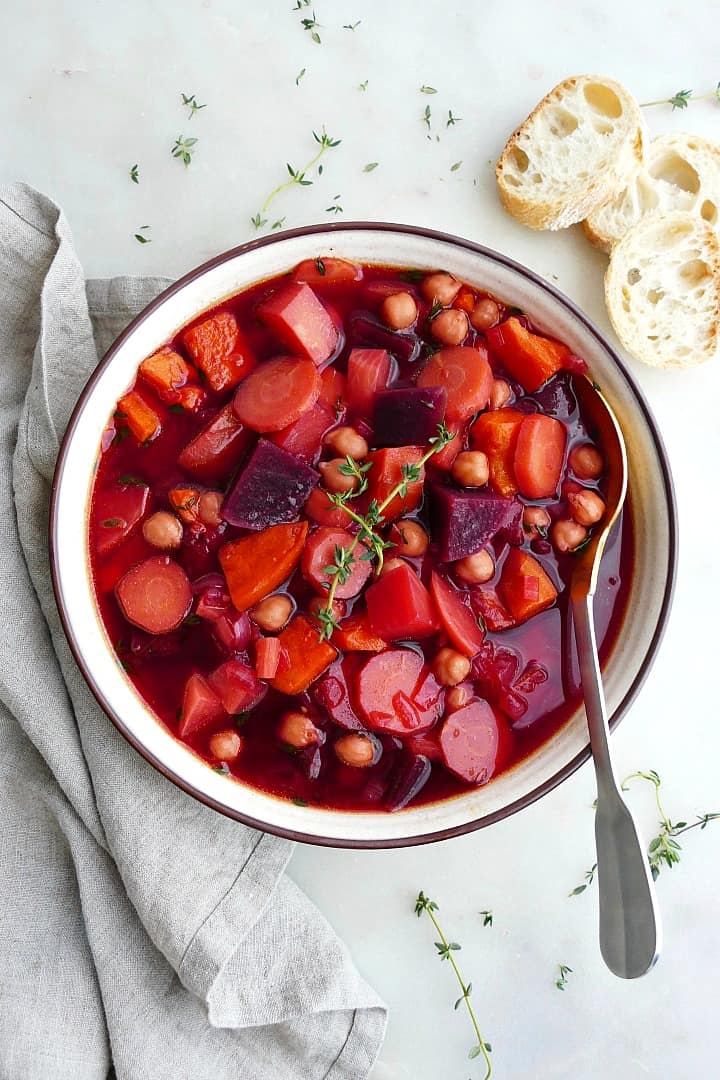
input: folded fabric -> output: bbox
[0,183,386,1080]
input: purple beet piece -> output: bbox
[384,752,432,811]
[347,311,420,363]
[222,438,318,530]
[529,371,577,420]
[373,386,447,448]
[431,483,521,561]
[314,659,364,731]
[496,497,524,547]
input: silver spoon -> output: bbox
[569,376,661,979]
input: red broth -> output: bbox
[89,262,632,812]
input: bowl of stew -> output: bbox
[50,224,676,847]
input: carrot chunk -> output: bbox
[117,391,162,444]
[365,446,424,521]
[331,613,387,653]
[219,521,308,611]
[270,615,338,694]
[168,486,201,523]
[416,345,493,422]
[301,527,372,599]
[291,257,362,287]
[346,348,391,417]
[115,556,192,634]
[232,356,321,433]
[139,346,192,401]
[469,408,525,497]
[182,311,255,393]
[498,548,558,623]
[513,414,566,499]
[486,316,570,392]
[255,636,282,680]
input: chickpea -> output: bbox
[308,595,347,622]
[445,684,472,712]
[142,510,183,550]
[552,518,588,553]
[380,291,418,330]
[379,557,408,577]
[319,458,358,494]
[334,732,376,768]
[324,426,368,460]
[197,490,224,527]
[278,710,320,749]
[523,505,551,534]
[489,378,512,411]
[568,490,606,527]
[250,593,294,632]
[455,549,495,585]
[568,443,604,481]
[431,308,469,346]
[452,450,490,488]
[470,297,500,331]
[209,729,243,762]
[420,271,461,306]
[390,519,429,557]
[433,647,471,687]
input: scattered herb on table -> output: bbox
[451,161,463,172]
[325,194,343,214]
[569,863,597,897]
[129,163,139,184]
[640,83,720,109]
[420,85,437,94]
[447,109,462,126]
[415,891,492,1078]
[555,964,572,991]
[343,20,361,29]
[480,910,493,927]
[271,217,286,231]
[363,161,379,173]
[299,9,321,43]
[134,225,151,243]
[252,127,341,230]
[296,67,306,86]
[171,135,198,167]
[422,104,432,131]
[181,92,206,118]
[359,79,368,91]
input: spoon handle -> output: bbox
[572,592,662,979]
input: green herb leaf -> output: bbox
[422,104,432,131]
[171,135,198,167]
[363,161,379,172]
[117,474,146,487]
[446,110,462,126]
[359,79,368,91]
[181,92,207,118]
[292,796,309,807]
[296,67,306,86]
[325,195,343,214]
[101,517,123,528]
[134,225,152,244]
[420,85,437,94]
[480,910,493,927]
[343,20,361,29]
[450,160,462,172]
[129,163,139,184]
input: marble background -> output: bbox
[3,1,719,1076]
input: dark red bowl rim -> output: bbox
[49,221,678,849]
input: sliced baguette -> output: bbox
[585,133,720,252]
[496,76,645,230]
[605,211,720,368]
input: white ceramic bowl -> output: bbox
[50,224,677,848]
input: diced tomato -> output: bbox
[470,588,515,632]
[469,408,525,497]
[366,562,439,640]
[115,556,193,634]
[270,615,338,694]
[93,482,149,556]
[177,403,254,483]
[178,674,225,738]
[428,422,463,471]
[255,636,282,680]
[175,385,207,412]
[486,316,570,392]
[332,612,387,652]
[439,700,513,784]
[117,390,162,444]
[168,486,201,523]
[365,446,424,521]
[301,527,372,599]
[208,659,266,713]
[355,649,444,734]
[430,572,485,658]
[232,356,320,433]
[318,366,347,416]
[346,348,392,417]
[258,282,338,365]
[304,487,350,528]
[269,400,336,464]
[314,656,365,729]
[182,311,256,393]
[498,548,558,624]
[139,346,192,402]
[219,521,308,611]
[291,257,363,287]
[513,414,566,499]
[453,288,476,314]
[416,345,493,422]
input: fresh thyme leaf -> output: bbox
[399,269,425,283]
[315,257,326,275]
[480,910,493,927]
[639,84,720,109]
[555,964,572,991]
[427,299,443,321]
[300,10,321,43]
[569,863,597,897]
[251,213,268,229]
[450,160,463,172]
[420,85,438,94]
[363,161,379,172]
[422,104,432,131]
[212,763,229,774]
[296,67,306,86]
[271,218,286,230]
[101,517,123,528]
[325,195,343,214]
[184,614,202,626]
[446,109,462,126]
[117,474,146,487]
[171,135,198,167]
[256,127,341,223]
[129,163,139,184]
[181,92,207,118]
[134,225,151,244]
[343,20,361,29]
[168,403,186,414]
[359,79,368,91]
[292,796,309,807]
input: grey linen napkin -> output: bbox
[0,183,386,1080]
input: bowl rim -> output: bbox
[49,221,678,848]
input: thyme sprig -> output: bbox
[315,423,455,639]
[129,163,139,184]
[640,83,720,109]
[480,910,494,927]
[415,891,492,1078]
[172,135,198,167]
[569,863,597,897]
[299,9,321,43]
[252,127,341,229]
[555,964,572,991]
[181,92,206,118]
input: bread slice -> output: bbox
[585,133,720,253]
[496,76,645,230]
[605,211,720,368]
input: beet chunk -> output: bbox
[431,483,522,561]
[222,439,318,530]
[384,751,432,811]
[373,386,447,448]
[346,312,420,363]
[529,371,578,420]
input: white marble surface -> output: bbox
[4,1,719,1076]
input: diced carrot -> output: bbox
[219,521,308,611]
[175,385,207,412]
[182,311,256,393]
[453,288,476,314]
[346,348,391,417]
[117,390,162,444]
[270,615,338,694]
[115,556,193,634]
[269,400,336,464]
[301,527,373,599]
[178,403,254,483]
[513,414,566,499]
[255,636,282,679]
[258,282,338,365]
[291,257,363,287]
[365,446,425,521]
[416,345,493,422]
[232,356,320,433]
[139,346,192,401]
[469,408,525,497]
[318,366,347,417]
[430,572,485,658]
[168,486,201,523]
[332,612,387,652]
[486,316,570,392]
[498,548,558,623]
[470,588,515,632]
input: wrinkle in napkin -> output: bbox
[0,183,386,1080]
